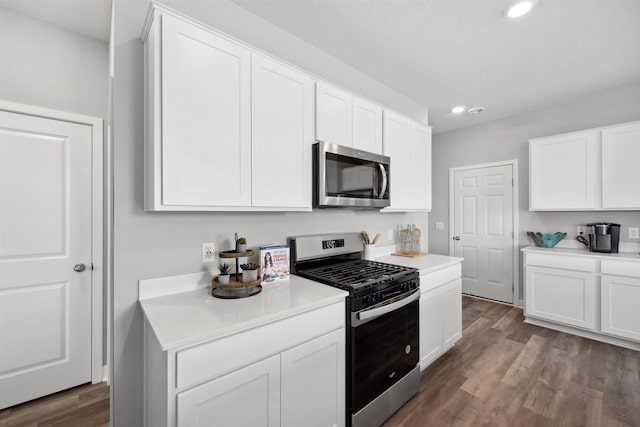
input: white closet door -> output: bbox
[0,111,92,409]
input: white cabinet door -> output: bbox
[419,288,442,370]
[601,274,640,342]
[383,111,412,210]
[352,96,382,154]
[316,82,352,146]
[177,355,281,427]
[410,123,432,210]
[161,14,251,207]
[251,54,314,209]
[529,130,600,210]
[525,265,597,330]
[441,279,463,350]
[601,122,640,209]
[281,329,345,427]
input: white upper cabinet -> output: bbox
[251,54,314,209]
[316,82,383,154]
[529,130,600,210]
[159,13,252,208]
[601,122,640,209]
[383,112,412,210]
[144,11,313,211]
[529,120,640,211]
[316,82,352,147]
[383,111,432,211]
[410,123,432,211]
[352,96,383,154]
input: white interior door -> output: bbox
[453,164,514,303]
[0,111,92,409]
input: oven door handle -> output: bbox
[353,290,419,327]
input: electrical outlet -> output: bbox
[629,227,640,239]
[388,229,394,241]
[577,226,586,236]
[202,242,216,263]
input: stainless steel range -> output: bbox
[289,233,420,427]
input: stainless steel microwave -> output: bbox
[313,142,390,209]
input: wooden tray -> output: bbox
[391,252,429,258]
[219,249,255,258]
[212,278,261,289]
[212,285,262,299]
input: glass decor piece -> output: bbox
[527,231,567,248]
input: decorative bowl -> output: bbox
[527,232,567,248]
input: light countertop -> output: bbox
[139,274,347,351]
[522,245,640,262]
[376,252,463,274]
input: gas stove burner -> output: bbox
[298,259,416,291]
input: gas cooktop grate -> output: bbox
[299,260,415,290]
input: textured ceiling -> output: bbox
[231,0,640,133]
[0,0,111,42]
[3,0,639,133]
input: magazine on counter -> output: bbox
[259,244,290,285]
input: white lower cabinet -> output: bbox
[144,301,345,427]
[525,265,597,330]
[601,260,640,342]
[281,330,345,427]
[523,249,640,349]
[441,279,463,349]
[419,287,442,369]
[177,355,281,427]
[419,264,463,371]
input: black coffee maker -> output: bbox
[577,223,620,253]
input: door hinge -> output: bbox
[91,263,95,271]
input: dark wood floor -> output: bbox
[2,297,639,426]
[385,296,640,427]
[0,382,109,427]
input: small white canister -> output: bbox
[363,244,376,261]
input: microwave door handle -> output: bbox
[353,290,419,327]
[378,163,388,199]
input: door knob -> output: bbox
[453,236,461,241]
[73,263,86,272]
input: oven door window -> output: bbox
[351,300,419,412]
[325,153,383,199]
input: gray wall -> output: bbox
[430,85,640,301]
[113,1,430,424]
[0,8,108,119]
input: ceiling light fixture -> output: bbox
[504,0,537,18]
[467,107,485,115]
[451,105,466,114]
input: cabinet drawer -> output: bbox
[601,260,640,278]
[176,301,344,389]
[526,253,597,272]
[420,264,462,293]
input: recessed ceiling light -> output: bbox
[467,107,485,115]
[504,0,537,18]
[451,105,466,114]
